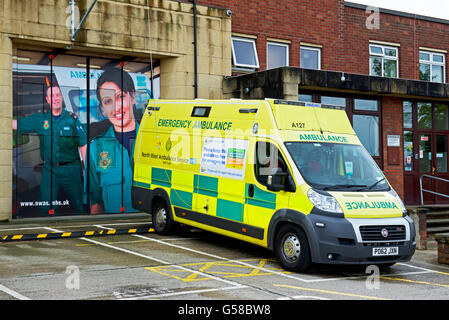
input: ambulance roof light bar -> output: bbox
[269,99,345,110]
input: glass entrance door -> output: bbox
[418,133,449,204]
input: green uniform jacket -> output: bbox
[86,123,139,213]
[17,109,87,167]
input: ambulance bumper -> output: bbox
[307,213,416,265]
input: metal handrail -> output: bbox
[420,174,449,206]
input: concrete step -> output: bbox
[427,226,449,234]
[427,211,449,217]
[427,218,449,225]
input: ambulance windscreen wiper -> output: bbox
[366,177,386,190]
[322,184,367,191]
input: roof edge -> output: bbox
[344,1,449,26]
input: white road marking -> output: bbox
[277,295,330,300]
[0,284,30,300]
[45,227,246,289]
[120,286,243,300]
[125,231,446,284]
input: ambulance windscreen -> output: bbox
[285,142,388,191]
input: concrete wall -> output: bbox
[0,0,232,221]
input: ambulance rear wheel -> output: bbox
[275,224,311,272]
[152,201,175,235]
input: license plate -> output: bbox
[372,247,398,256]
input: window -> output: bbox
[417,102,432,129]
[353,115,379,156]
[318,96,381,159]
[231,36,259,69]
[285,142,387,191]
[13,49,159,218]
[403,102,413,172]
[254,141,288,187]
[298,94,313,102]
[403,101,413,129]
[300,46,321,70]
[369,44,398,78]
[267,42,289,69]
[419,50,445,83]
[300,93,382,163]
[321,96,346,108]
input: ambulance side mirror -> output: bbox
[267,168,295,192]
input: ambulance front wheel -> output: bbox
[275,224,311,272]
[152,201,176,235]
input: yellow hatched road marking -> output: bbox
[37,234,48,239]
[380,276,449,288]
[62,233,72,237]
[274,284,389,300]
[146,259,290,282]
[11,235,23,240]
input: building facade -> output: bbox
[2,0,449,221]
[213,0,449,206]
[1,0,231,221]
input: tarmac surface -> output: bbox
[1,213,449,302]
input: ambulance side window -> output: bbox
[254,141,287,186]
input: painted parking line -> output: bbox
[146,258,291,282]
[0,284,30,300]
[277,295,330,300]
[126,232,313,283]
[119,286,245,300]
[124,230,446,286]
[45,227,247,291]
[380,276,449,288]
[273,284,390,300]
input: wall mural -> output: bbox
[12,52,160,218]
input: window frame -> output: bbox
[266,41,289,70]
[231,36,260,69]
[419,50,446,83]
[369,44,399,78]
[298,91,383,168]
[300,46,321,70]
[254,140,289,188]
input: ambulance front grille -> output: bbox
[359,225,406,242]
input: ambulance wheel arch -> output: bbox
[150,188,177,235]
[274,224,311,272]
[267,209,321,265]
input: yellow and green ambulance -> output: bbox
[132,99,415,272]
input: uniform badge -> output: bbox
[99,151,111,170]
[43,120,49,130]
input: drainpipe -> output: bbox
[70,0,76,38]
[70,0,98,42]
[190,0,198,98]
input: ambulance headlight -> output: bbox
[389,189,407,215]
[308,189,343,214]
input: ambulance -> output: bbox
[131,99,416,272]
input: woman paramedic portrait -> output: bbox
[86,68,139,214]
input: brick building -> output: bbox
[212,0,449,206]
[2,0,449,222]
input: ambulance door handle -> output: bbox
[248,184,255,198]
[203,204,209,212]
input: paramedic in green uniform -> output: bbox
[13,79,87,214]
[86,68,139,214]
